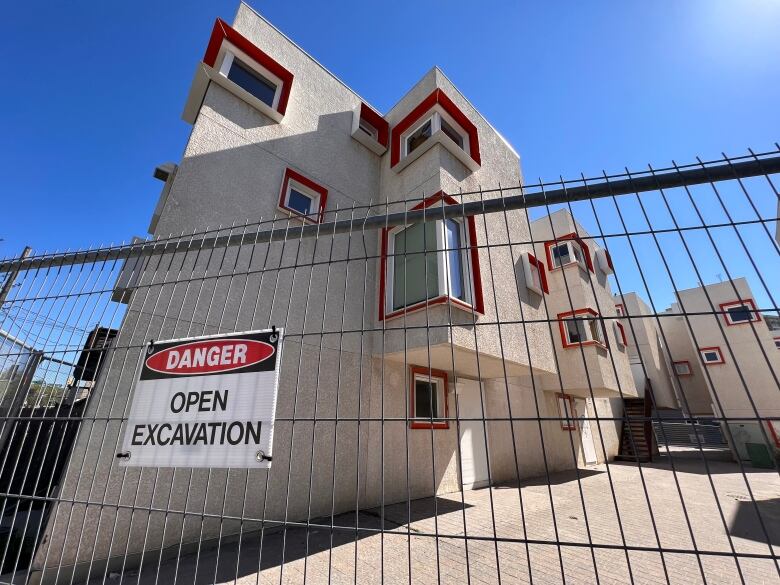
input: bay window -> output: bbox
[379,192,483,321]
[545,233,593,272]
[558,308,608,349]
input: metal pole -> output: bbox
[0,246,32,306]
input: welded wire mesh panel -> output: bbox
[0,150,778,585]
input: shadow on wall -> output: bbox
[728,496,780,547]
[106,497,472,585]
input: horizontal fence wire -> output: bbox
[0,149,778,585]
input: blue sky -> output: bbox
[1,0,778,311]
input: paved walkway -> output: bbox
[102,453,780,585]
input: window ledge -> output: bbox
[410,421,450,430]
[562,340,609,351]
[393,131,480,174]
[184,64,284,124]
[383,295,479,323]
[549,260,588,273]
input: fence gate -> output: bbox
[0,150,778,585]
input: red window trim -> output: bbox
[278,168,328,224]
[615,303,625,317]
[526,252,549,294]
[378,191,484,321]
[203,18,294,116]
[602,248,614,271]
[614,321,628,347]
[557,308,608,349]
[359,103,389,148]
[544,233,595,273]
[673,360,692,376]
[719,298,761,326]
[409,365,450,429]
[699,346,725,365]
[390,89,481,168]
[556,393,577,431]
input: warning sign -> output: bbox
[118,329,282,468]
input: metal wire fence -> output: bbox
[0,149,778,585]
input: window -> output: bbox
[184,19,295,124]
[224,57,277,107]
[391,89,481,171]
[615,303,625,317]
[351,103,389,154]
[521,252,549,296]
[401,111,468,158]
[278,168,328,223]
[596,248,614,275]
[380,192,484,321]
[558,308,608,349]
[613,321,627,349]
[410,366,449,429]
[673,361,692,376]
[544,233,594,272]
[699,347,725,365]
[720,299,760,326]
[406,118,433,155]
[556,394,576,431]
[774,337,780,350]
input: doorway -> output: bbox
[456,379,490,489]
[576,398,598,465]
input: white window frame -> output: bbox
[613,321,627,348]
[401,106,470,159]
[216,41,284,113]
[281,178,321,220]
[521,252,544,296]
[557,394,576,431]
[385,218,475,316]
[549,240,586,270]
[561,311,607,348]
[699,347,724,365]
[673,361,691,376]
[411,371,447,423]
[721,300,760,325]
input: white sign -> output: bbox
[118,329,282,468]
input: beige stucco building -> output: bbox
[32,4,637,582]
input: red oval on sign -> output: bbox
[145,338,275,375]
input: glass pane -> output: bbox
[392,223,438,310]
[415,379,438,419]
[572,242,584,264]
[227,59,277,107]
[406,119,432,154]
[287,188,313,216]
[727,305,751,322]
[552,244,571,266]
[440,117,464,149]
[565,319,585,343]
[358,119,377,139]
[588,318,602,342]
[445,219,465,301]
[704,351,719,362]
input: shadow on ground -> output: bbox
[116,497,471,584]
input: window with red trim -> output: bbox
[351,103,389,154]
[379,192,484,321]
[521,252,549,295]
[199,19,294,122]
[673,361,692,376]
[699,347,725,365]
[410,366,449,429]
[544,233,594,273]
[615,303,625,317]
[719,299,761,326]
[613,321,627,349]
[278,168,328,223]
[596,248,614,275]
[774,337,780,350]
[557,308,608,349]
[556,394,577,431]
[390,89,480,171]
